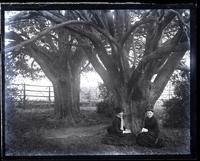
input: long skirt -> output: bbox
[136,132,159,148]
[102,133,136,146]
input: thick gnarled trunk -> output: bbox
[130,98,148,134]
[52,73,81,124]
[129,79,155,134]
[114,79,152,134]
[72,67,81,114]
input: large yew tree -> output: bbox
[5,9,190,133]
[5,11,87,123]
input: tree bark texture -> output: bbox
[52,71,81,123]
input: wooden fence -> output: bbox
[9,83,101,108]
[10,83,54,108]
[9,82,174,109]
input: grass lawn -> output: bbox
[4,106,190,156]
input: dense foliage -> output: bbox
[162,71,190,128]
[96,83,115,116]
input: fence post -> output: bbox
[48,86,51,107]
[23,83,26,109]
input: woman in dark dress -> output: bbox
[104,107,134,146]
[136,109,164,148]
[107,107,125,137]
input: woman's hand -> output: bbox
[141,128,148,133]
[123,129,131,134]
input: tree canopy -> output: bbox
[4,9,190,131]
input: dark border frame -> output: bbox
[1,2,197,160]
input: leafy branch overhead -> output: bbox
[6,10,189,86]
[5,9,190,128]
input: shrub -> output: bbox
[97,83,116,117]
[162,79,190,128]
[96,101,115,117]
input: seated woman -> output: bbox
[136,109,164,148]
[107,107,131,137]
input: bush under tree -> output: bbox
[96,83,116,117]
[162,70,190,128]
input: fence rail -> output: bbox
[8,82,174,109]
[9,83,54,108]
[11,83,53,87]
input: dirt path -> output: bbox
[44,124,108,139]
[39,108,116,155]
[42,122,141,155]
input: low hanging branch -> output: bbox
[79,61,91,73]
[50,34,89,48]
[5,10,120,54]
[5,20,93,53]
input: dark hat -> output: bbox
[146,105,154,112]
[114,107,124,114]
[146,109,154,112]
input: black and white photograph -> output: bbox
[0,2,197,160]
